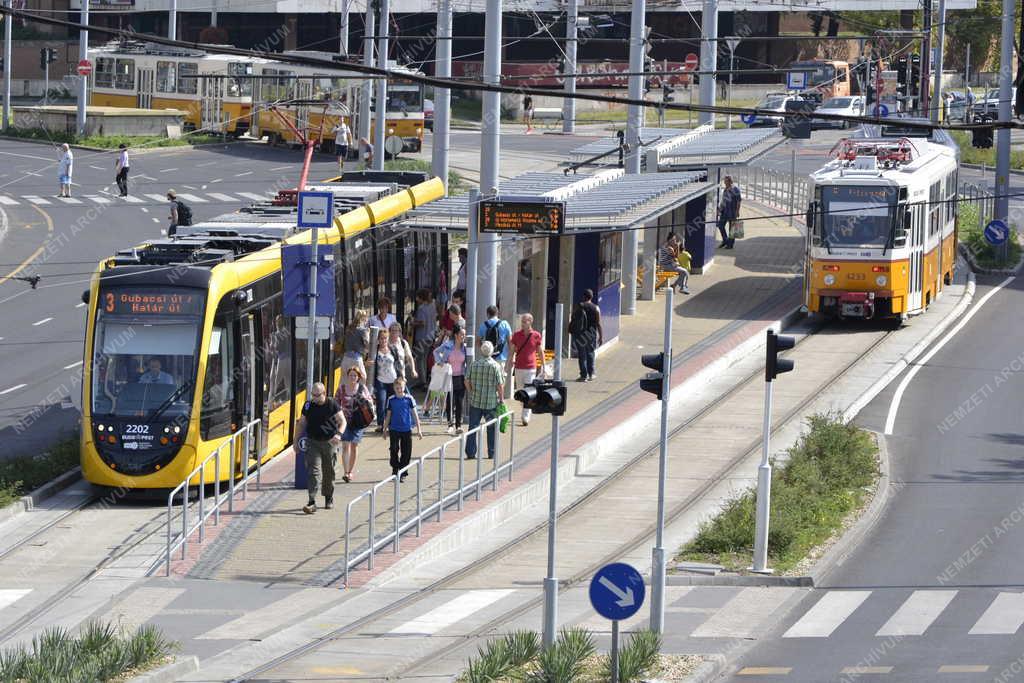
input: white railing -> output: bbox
[959,181,996,232]
[164,419,263,576]
[343,413,517,586]
[725,165,813,222]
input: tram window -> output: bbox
[177,62,198,95]
[95,58,115,88]
[294,337,308,395]
[599,232,623,289]
[114,59,135,90]
[228,62,253,97]
[156,61,176,93]
[200,324,235,439]
[821,186,897,247]
[260,300,291,412]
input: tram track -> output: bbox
[233,320,897,682]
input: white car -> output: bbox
[812,96,865,129]
[750,93,808,127]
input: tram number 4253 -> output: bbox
[847,273,866,281]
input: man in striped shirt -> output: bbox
[464,340,504,459]
[115,144,130,197]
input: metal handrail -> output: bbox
[342,411,517,586]
[163,419,262,576]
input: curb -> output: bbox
[683,654,727,683]
[668,574,812,587]
[0,467,82,526]
[124,656,199,683]
[0,134,238,154]
[960,162,1024,177]
[958,241,1024,276]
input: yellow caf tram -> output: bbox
[804,128,958,320]
[88,41,268,135]
[80,176,446,490]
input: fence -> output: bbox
[163,419,263,576]
[343,412,518,586]
[724,164,813,225]
[959,181,996,233]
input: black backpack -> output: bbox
[484,320,504,357]
[570,304,589,335]
[174,200,193,226]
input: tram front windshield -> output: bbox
[792,62,836,87]
[388,88,422,113]
[820,185,897,248]
[91,287,204,419]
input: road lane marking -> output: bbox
[140,207,149,212]
[270,164,292,170]
[782,591,870,638]
[64,360,83,369]
[884,275,1015,435]
[121,195,144,203]
[182,184,196,190]
[57,197,83,204]
[0,196,18,205]
[236,192,268,201]
[737,668,792,676]
[145,194,169,202]
[89,164,104,170]
[969,592,1024,634]
[176,193,207,203]
[23,196,51,205]
[0,384,26,395]
[197,587,342,640]
[152,218,160,223]
[389,590,515,634]
[937,665,988,673]
[210,178,222,183]
[197,161,217,167]
[691,587,798,639]
[876,590,956,636]
[159,168,178,172]
[85,195,111,204]
[236,171,253,177]
[0,589,32,610]
[208,193,237,202]
[32,317,53,326]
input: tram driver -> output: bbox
[139,357,175,385]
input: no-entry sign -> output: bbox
[684,53,699,71]
[77,59,92,76]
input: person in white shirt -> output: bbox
[115,143,130,197]
[369,296,397,331]
[57,143,73,198]
[332,119,353,173]
[138,358,174,385]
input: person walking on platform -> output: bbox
[464,340,504,460]
[340,309,370,376]
[478,305,512,363]
[523,94,535,134]
[717,175,742,249]
[335,365,374,483]
[370,331,398,432]
[435,323,468,435]
[297,382,345,514]
[569,289,603,382]
[57,143,73,198]
[507,313,544,425]
[658,232,690,295]
[383,377,422,481]
[114,143,130,197]
[369,296,397,332]
[411,289,437,389]
[332,118,353,173]
[388,322,418,385]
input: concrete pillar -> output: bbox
[497,237,519,320]
[640,223,658,300]
[285,15,298,51]
[557,235,575,359]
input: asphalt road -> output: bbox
[720,274,1024,682]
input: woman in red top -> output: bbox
[506,313,544,425]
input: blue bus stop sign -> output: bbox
[985,219,1009,246]
[589,563,645,621]
[878,104,890,118]
[741,113,758,125]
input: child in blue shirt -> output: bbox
[384,377,423,481]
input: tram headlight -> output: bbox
[96,424,104,432]
[876,275,888,287]
[173,426,181,434]
[824,274,836,286]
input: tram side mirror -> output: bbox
[81,289,90,305]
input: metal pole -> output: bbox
[610,620,620,683]
[996,0,1015,262]
[477,0,501,326]
[431,0,452,192]
[339,0,351,56]
[44,61,49,106]
[727,43,735,129]
[698,0,718,126]
[965,41,970,91]
[752,379,773,573]
[788,143,796,228]
[372,0,389,171]
[622,0,644,317]
[562,0,577,134]
[650,287,672,634]
[76,0,88,135]
[931,0,946,123]
[358,1,375,144]
[299,226,319,487]
[542,303,563,648]
[466,188,480,338]
[169,0,177,41]
[1,0,9,132]
[921,0,931,118]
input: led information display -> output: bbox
[479,200,565,235]
[101,288,205,316]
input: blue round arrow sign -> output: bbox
[984,219,1009,246]
[878,103,890,118]
[589,562,645,621]
[741,113,758,125]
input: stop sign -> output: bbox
[77,59,92,76]
[684,53,699,71]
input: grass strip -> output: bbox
[678,413,879,574]
[0,437,80,509]
[384,157,468,194]
[957,200,1021,269]
[951,130,1024,170]
[2,127,228,149]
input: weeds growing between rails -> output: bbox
[2,127,228,150]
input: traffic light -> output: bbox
[909,53,921,99]
[514,379,566,416]
[662,81,674,103]
[39,48,47,70]
[48,48,58,64]
[639,352,668,399]
[973,126,993,149]
[765,329,795,381]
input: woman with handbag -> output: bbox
[434,324,468,435]
[335,365,375,483]
[341,309,370,375]
[388,322,418,386]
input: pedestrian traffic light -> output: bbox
[639,352,667,399]
[47,48,58,64]
[973,125,994,149]
[765,329,795,381]
[514,379,566,416]
[662,82,674,103]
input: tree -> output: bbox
[944,2,1002,78]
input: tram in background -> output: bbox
[790,60,852,103]
[803,131,958,320]
[89,41,267,135]
[80,176,447,490]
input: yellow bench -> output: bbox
[636,266,680,292]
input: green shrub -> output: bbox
[608,629,662,682]
[530,627,595,683]
[504,629,541,666]
[1,127,226,149]
[0,438,80,509]
[958,201,1021,269]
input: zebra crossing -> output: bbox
[0,190,276,208]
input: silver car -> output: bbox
[812,96,865,129]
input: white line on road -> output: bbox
[270,165,292,171]
[140,207,149,213]
[152,218,160,223]
[969,593,1024,634]
[182,184,196,190]
[121,195,144,203]
[876,590,957,636]
[0,384,27,395]
[137,174,157,181]
[783,591,870,638]
[176,193,207,203]
[197,161,217,167]
[210,178,223,183]
[64,360,83,369]
[159,168,178,172]
[884,276,1016,434]
[23,196,51,205]
[0,195,18,205]
[145,194,169,203]
[57,197,83,204]
[207,193,237,203]
[89,165,104,170]
[32,317,53,326]
[85,195,111,204]
[389,590,515,635]
[236,171,253,177]
[236,192,268,201]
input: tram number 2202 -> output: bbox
[125,424,150,435]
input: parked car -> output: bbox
[812,96,865,129]
[424,98,434,131]
[749,93,810,127]
[943,91,970,123]
[971,88,1000,122]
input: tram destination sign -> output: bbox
[479,199,565,235]
[101,288,204,316]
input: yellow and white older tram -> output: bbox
[89,41,267,135]
[804,133,958,320]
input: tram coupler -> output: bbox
[838,292,875,319]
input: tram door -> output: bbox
[138,69,154,109]
[239,313,261,461]
[202,77,226,133]
[908,204,925,311]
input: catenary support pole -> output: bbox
[996,0,1015,261]
[169,0,177,40]
[621,0,644,316]
[339,0,350,56]
[562,0,577,134]
[931,0,946,123]
[649,287,672,634]
[77,0,88,135]
[726,39,736,129]
[358,1,375,145]
[788,143,796,228]
[477,0,501,326]
[372,0,389,171]
[2,0,10,132]
[542,303,563,648]
[431,0,452,192]
[752,378,773,573]
[698,0,718,126]
[965,41,970,90]
[466,188,480,339]
[920,0,931,117]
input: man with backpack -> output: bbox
[569,289,602,382]
[477,305,512,364]
[167,190,193,237]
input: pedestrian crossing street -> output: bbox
[0,190,278,208]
